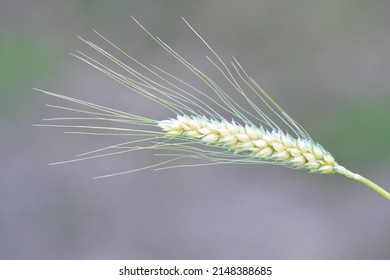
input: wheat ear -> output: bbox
[35,17,390,200]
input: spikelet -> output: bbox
[158,115,336,174]
[35,17,390,200]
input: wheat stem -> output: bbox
[334,166,390,200]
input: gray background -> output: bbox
[1,0,390,259]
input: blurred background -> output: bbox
[1,0,390,259]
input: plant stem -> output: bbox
[334,165,390,200]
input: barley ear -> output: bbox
[35,18,390,201]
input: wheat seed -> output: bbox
[35,17,390,200]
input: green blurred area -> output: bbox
[0,34,56,110]
[310,98,390,167]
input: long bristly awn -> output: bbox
[34,17,390,200]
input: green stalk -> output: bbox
[335,165,390,200]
